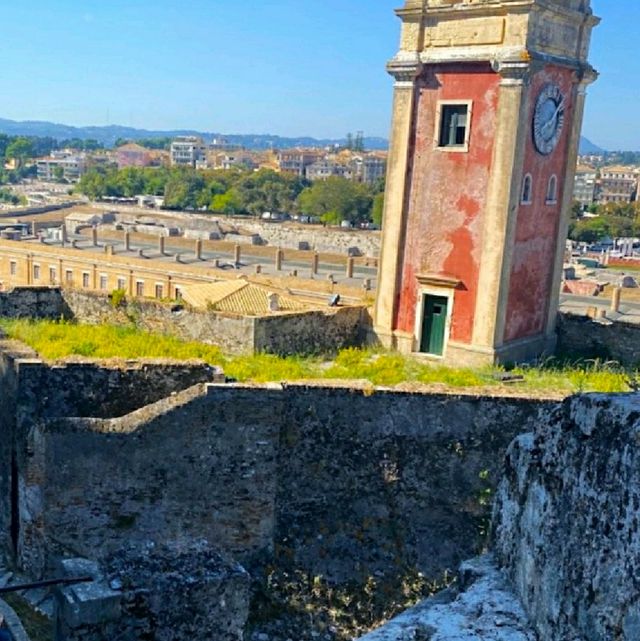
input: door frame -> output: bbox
[414,285,455,358]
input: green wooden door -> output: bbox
[420,295,448,356]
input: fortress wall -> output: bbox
[0,286,68,319]
[22,385,282,577]
[16,358,220,422]
[275,386,555,583]
[557,312,640,366]
[253,306,366,356]
[493,393,640,641]
[61,289,256,355]
[16,382,557,583]
[0,343,37,563]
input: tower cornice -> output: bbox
[392,0,599,72]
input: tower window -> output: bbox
[521,174,533,205]
[546,175,558,204]
[436,102,471,151]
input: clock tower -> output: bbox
[374,0,599,366]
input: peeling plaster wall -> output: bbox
[396,63,499,343]
[503,65,575,343]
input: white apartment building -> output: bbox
[170,136,208,168]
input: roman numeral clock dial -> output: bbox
[533,84,565,155]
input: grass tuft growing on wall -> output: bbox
[0,318,225,364]
[0,318,636,396]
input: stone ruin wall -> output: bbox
[3,335,640,640]
[1,360,555,585]
[7,286,640,364]
[557,312,640,366]
[0,286,366,356]
[493,393,640,641]
[0,342,222,571]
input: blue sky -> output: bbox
[1,0,635,149]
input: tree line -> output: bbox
[569,201,640,243]
[75,166,385,226]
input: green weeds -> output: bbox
[0,318,635,396]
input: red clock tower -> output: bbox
[374,0,599,366]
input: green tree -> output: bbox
[53,165,65,182]
[210,190,242,215]
[164,169,206,209]
[235,169,306,217]
[371,192,384,227]
[569,217,611,243]
[297,177,373,224]
[6,137,34,168]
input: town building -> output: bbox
[170,136,208,168]
[573,165,598,208]
[277,150,324,177]
[36,151,88,182]
[210,151,257,171]
[374,0,599,366]
[306,159,351,181]
[597,166,638,204]
[350,155,387,184]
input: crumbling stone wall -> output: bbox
[54,543,250,641]
[61,289,256,355]
[17,358,220,421]
[253,306,366,356]
[16,382,555,585]
[276,387,554,583]
[64,289,367,356]
[493,393,640,641]
[0,286,69,319]
[0,342,36,563]
[557,312,640,366]
[0,287,368,356]
[21,385,280,576]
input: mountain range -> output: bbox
[0,118,388,151]
[0,116,606,154]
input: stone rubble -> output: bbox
[357,556,537,641]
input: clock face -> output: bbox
[533,84,565,155]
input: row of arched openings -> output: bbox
[521,174,558,205]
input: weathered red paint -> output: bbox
[394,63,499,344]
[503,66,575,343]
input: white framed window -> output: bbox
[116,277,126,291]
[135,280,144,297]
[546,175,558,204]
[49,267,57,284]
[82,272,90,288]
[65,269,73,284]
[99,274,108,290]
[435,100,473,152]
[33,264,40,281]
[9,261,16,276]
[154,283,164,299]
[521,174,533,205]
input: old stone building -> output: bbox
[374,0,599,365]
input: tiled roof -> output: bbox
[181,280,308,315]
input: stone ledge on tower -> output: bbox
[391,0,599,72]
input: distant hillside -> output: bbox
[579,136,605,155]
[0,117,389,151]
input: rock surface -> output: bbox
[357,555,536,641]
[494,393,640,641]
[54,541,250,641]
